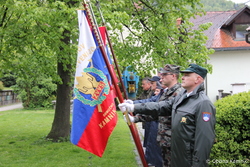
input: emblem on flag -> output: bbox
[70,10,117,157]
[202,112,211,122]
[74,67,109,106]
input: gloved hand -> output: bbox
[123,114,135,123]
[118,103,135,113]
[124,99,133,104]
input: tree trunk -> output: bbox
[47,29,72,141]
[46,0,80,142]
[46,61,72,141]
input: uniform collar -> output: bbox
[184,82,205,97]
[166,83,182,95]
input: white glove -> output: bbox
[124,99,134,104]
[123,114,135,123]
[118,103,135,113]
[119,106,127,113]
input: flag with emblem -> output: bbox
[70,10,117,157]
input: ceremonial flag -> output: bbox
[98,26,119,97]
[70,10,118,157]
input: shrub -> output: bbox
[0,73,16,87]
[12,76,56,108]
[0,81,4,90]
[209,91,250,167]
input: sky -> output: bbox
[229,0,250,5]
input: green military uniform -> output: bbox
[137,88,154,100]
[157,83,183,167]
[133,83,216,167]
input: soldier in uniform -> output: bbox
[120,64,216,167]
[127,64,183,167]
[137,77,154,100]
[148,76,161,92]
[154,82,162,96]
[137,76,161,166]
[157,65,183,167]
[133,76,158,165]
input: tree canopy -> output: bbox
[97,0,214,76]
[1,0,215,84]
[1,0,214,140]
[1,0,79,140]
[0,0,78,80]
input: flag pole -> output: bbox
[94,0,128,100]
[82,1,148,167]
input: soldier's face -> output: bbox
[151,81,157,90]
[142,81,151,90]
[181,73,200,92]
[154,89,161,96]
[161,73,174,87]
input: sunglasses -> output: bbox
[161,73,173,76]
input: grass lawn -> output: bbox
[0,109,139,167]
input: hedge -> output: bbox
[209,91,250,167]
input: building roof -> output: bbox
[190,6,250,50]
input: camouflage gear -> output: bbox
[157,83,183,167]
[160,64,180,74]
[157,83,183,147]
[137,88,154,100]
[134,83,183,167]
[136,88,155,129]
[162,147,171,167]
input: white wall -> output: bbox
[207,50,250,102]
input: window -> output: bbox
[235,24,250,41]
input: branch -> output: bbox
[130,0,151,32]
[0,6,8,27]
[139,0,157,14]
[122,23,141,39]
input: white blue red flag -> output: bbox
[70,10,117,157]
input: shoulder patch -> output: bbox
[202,112,211,122]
